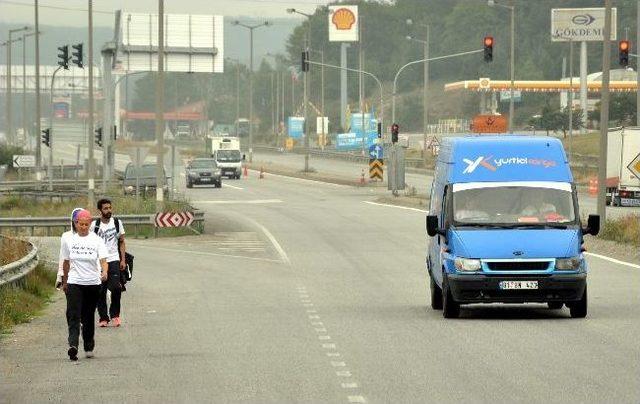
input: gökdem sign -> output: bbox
[551,8,617,42]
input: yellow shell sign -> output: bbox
[332,8,356,30]
[328,5,359,42]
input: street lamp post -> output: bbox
[22,31,40,151]
[232,20,270,163]
[309,48,325,149]
[6,26,29,146]
[488,0,515,133]
[406,20,430,159]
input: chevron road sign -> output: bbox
[369,158,384,180]
[154,211,194,228]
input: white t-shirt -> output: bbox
[90,218,125,263]
[60,232,108,286]
[57,230,74,277]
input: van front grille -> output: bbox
[486,261,550,271]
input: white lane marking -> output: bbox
[342,383,358,389]
[311,322,323,326]
[306,310,317,313]
[319,335,331,340]
[348,395,366,403]
[322,343,336,349]
[363,200,427,213]
[336,371,352,377]
[308,315,320,319]
[327,352,341,357]
[331,361,347,367]
[315,328,328,332]
[242,215,291,266]
[192,199,282,204]
[131,245,282,264]
[222,183,244,190]
[248,169,351,188]
[304,303,314,307]
[584,252,640,269]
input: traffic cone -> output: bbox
[588,178,598,196]
[243,165,248,178]
[259,166,265,179]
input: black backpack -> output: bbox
[94,218,135,282]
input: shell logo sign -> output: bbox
[332,8,356,30]
[328,5,359,42]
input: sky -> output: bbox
[0,0,332,27]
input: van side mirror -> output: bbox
[242,154,246,161]
[584,214,600,236]
[426,215,443,237]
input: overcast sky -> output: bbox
[0,0,332,27]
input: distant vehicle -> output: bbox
[213,123,235,137]
[210,136,242,179]
[185,158,221,188]
[123,163,168,196]
[176,124,191,139]
[606,127,640,207]
[426,136,599,319]
[235,118,250,137]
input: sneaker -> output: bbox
[112,317,121,327]
[99,320,109,327]
[68,346,78,361]
[85,351,94,358]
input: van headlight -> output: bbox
[454,258,482,272]
[555,257,583,271]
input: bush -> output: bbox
[599,214,640,247]
[0,145,25,172]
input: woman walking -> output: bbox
[60,209,108,361]
[56,207,83,289]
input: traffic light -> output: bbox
[94,127,103,147]
[483,36,494,63]
[301,50,309,72]
[71,43,84,68]
[391,123,399,144]
[57,45,69,70]
[619,40,630,67]
[41,128,50,147]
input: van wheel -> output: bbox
[186,181,193,189]
[547,302,563,310]
[442,274,460,319]
[569,286,587,318]
[430,276,443,310]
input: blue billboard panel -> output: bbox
[336,132,379,151]
[288,117,305,139]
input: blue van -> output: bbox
[426,136,600,318]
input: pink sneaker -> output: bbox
[112,317,121,327]
[99,320,108,327]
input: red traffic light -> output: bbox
[619,40,629,51]
[484,36,494,47]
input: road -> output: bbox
[2,169,639,403]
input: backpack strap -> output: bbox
[93,218,101,234]
[114,217,120,235]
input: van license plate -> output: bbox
[499,281,538,290]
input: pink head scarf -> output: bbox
[75,209,92,222]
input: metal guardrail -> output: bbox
[0,236,39,288]
[0,211,205,238]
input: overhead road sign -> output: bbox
[551,8,617,42]
[328,5,359,42]
[155,211,194,228]
[115,11,224,73]
[12,155,36,168]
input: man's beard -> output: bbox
[103,212,112,219]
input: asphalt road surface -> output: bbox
[2,168,639,403]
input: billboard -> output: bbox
[328,5,359,42]
[551,8,617,42]
[288,116,304,139]
[116,11,224,73]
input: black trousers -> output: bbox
[97,260,122,321]
[65,283,101,351]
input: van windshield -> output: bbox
[217,150,241,162]
[452,182,576,226]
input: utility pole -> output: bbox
[155,0,165,212]
[22,31,39,150]
[597,0,613,222]
[34,0,42,180]
[87,0,96,209]
[423,27,429,160]
[637,0,639,126]
[7,27,28,146]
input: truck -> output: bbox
[606,127,640,207]
[426,136,600,319]
[209,136,243,179]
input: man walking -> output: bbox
[91,198,127,327]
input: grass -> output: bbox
[599,214,640,247]
[560,132,599,156]
[0,263,56,335]
[0,237,31,266]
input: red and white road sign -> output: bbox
[154,211,194,228]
